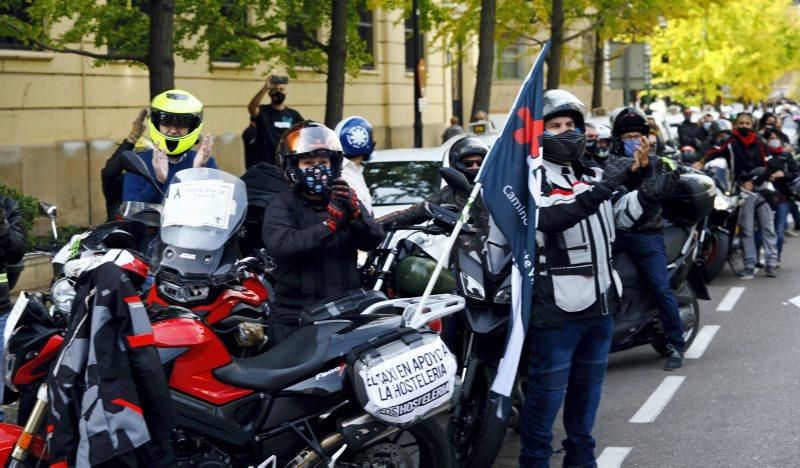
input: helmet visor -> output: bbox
[284,126,343,155]
[151,110,202,133]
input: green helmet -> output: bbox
[395,256,456,297]
[148,89,204,155]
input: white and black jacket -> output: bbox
[532,159,649,328]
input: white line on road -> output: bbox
[716,287,745,311]
[629,376,686,423]
[684,325,721,359]
[597,447,633,468]
[788,295,800,309]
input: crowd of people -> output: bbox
[1,72,798,467]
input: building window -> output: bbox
[210,1,247,62]
[0,4,33,50]
[106,0,149,56]
[357,6,374,69]
[287,23,312,51]
[404,17,425,72]
[496,43,525,80]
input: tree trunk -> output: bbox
[325,0,347,128]
[147,0,176,98]
[471,0,495,120]
[591,30,604,110]
[546,0,564,89]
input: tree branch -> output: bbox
[0,18,146,62]
[563,22,598,43]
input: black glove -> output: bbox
[0,204,7,238]
[329,178,361,221]
[640,170,679,204]
[602,163,629,191]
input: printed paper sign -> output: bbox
[162,180,234,230]
[358,337,457,425]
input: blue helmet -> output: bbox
[334,116,375,159]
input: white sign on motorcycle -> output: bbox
[162,180,234,230]
[358,337,457,425]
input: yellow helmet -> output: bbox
[148,89,203,155]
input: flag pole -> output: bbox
[414,181,483,315]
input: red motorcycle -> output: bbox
[1,166,463,467]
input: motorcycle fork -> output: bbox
[9,383,48,467]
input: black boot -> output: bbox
[664,344,683,371]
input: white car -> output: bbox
[365,131,501,219]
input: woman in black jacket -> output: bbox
[262,121,383,344]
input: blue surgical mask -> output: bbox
[622,138,641,157]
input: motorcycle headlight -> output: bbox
[50,277,76,314]
[459,271,485,301]
[493,286,512,304]
[714,194,730,211]
[158,280,210,304]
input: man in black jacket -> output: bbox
[0,195,25,422]
[520,91,676,468]
[101,108,147,221]
[263,121,383,344]
[608,107,685,370]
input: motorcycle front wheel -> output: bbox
[449,369,507,468]
[701,231,730,283]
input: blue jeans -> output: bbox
[520,314,613,468]
[774,201,790,258]
[615,230,685,351]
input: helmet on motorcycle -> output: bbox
[595,124,612,159]
[148,89,204,155]
[542,90,587,164]
[709,119,733,135]
[334,116,375,160]
[449,136,489,182]
[63,249,150,288]
[276,120,344,186]
[611,107,650,138]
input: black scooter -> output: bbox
[611,171,714,355]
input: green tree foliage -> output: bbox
[648,0,800,105]
[0,0,373,110]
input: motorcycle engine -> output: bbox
[173,430,232,468]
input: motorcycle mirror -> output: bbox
[38,201,57,219]
[439,167,472,194]
[122,150,164,197]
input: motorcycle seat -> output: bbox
[213,321,349,391]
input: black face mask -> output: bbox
[271,92,286,105]
[542,129,586,164]
[738,127,751,136]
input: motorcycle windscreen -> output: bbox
[160,168,247,252]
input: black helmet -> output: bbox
[612,107,650,137]
[449,136,488,182]
[276,120,344,186]
[709,119,733,136]
[542,90,586,164]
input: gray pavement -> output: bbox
[494,234,800,467]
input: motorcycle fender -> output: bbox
[0,423,47,464]
[686,263,710,300]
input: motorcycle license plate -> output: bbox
[355,334,457,425]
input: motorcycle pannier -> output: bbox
[662,173,716,226]
[347,328,457,426]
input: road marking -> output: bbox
[629,376,686,423]
[684,325,720,359]
[788,295,800,308]
[716,287,745,311]
[597,447,633,468]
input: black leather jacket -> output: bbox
[0,196,25,315]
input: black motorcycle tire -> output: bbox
[701,231,729,283]
[652,281,700,356]
[449,372,507,468]
[349,418,452,468]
